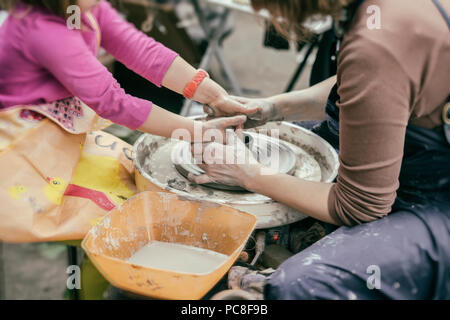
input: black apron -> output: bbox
[432,0,450,142]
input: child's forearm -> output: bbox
[161,56,227,105]
[137,104,201,141]
[136,104,246,143]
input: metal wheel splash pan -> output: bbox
[133,121,339,229]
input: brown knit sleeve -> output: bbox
[327,34,413,226]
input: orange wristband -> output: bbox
[183,69,209,100]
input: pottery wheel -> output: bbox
[134,121,339,229]
[171,132,297,191]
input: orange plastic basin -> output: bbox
[81,191,257,300]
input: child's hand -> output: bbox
[228,96,278,128]
[188,131,261,189]
[200,115,247,144]
[204,94,260,118]
[205,95,279,128]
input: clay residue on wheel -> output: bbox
[141,136,322,204]
[252,126,331,172]
[167,178,187,191]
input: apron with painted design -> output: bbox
[0,13,138,242]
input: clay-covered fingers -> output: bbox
[226,131,258,165]
[228,97,277,129]
[228,95,251,105]
[243,118,267,129]
[225,129,244,147]
[222,96,259,115]
[219,115,248,129]
[203,105,215,116]
[235,126,244,139]
[200,143,226,165]
[201,115,245,145]
[208,96,260,117]
[190,142,223,165]
[187,173,215,185]
[204,115,247,131]
[229,96,266,119]
[203,115,246,131]
[188,140,253,188]
[190,142,206,163]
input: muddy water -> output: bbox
[127,241,228,274]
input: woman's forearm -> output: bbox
[268,75,337,122]
[243,170,339,225]
[243,77,338,222]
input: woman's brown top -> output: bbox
[328,0,450,225]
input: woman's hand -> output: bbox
[189,131,262,188]
[200,115,247,144]
[225,96,279,128]
[203,94,260,118]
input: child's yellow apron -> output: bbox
[0,99,138,243]
[0,11,139,243]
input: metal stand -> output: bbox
[181,0,243,116]
[284,41,319,93]
[0,241,4,299]
[284,17,332,92]
[66,246,79,300]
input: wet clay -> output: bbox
[127,241,229,274]
[171,132,298,191]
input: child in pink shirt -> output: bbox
[0,0,255,137]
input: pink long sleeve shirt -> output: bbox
[0,0,179,129]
